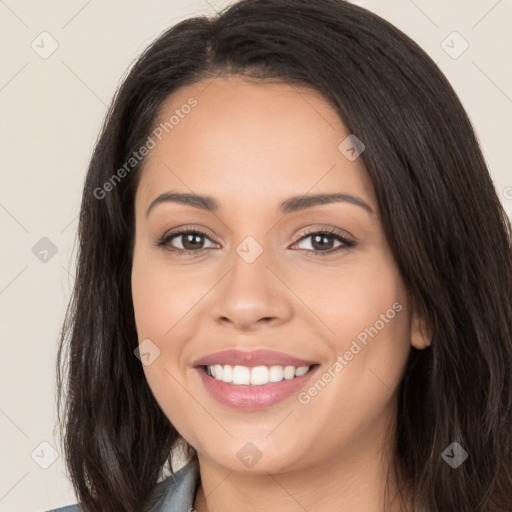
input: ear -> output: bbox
[410,311,432,350]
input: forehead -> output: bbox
[136,75,377,213]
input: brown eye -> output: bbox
[156,229,218,255]
[292,229,355,256]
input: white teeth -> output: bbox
[214,364,223,380]
[232,365,250,385]
[295,365,309,377]
[250,366,269,385]
[269,365,284,382]
[283,366,295,380]
[222,365,233,383]
[205,364,312,385]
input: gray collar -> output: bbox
[146,457,200,512]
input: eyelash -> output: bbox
[155,226,355,257]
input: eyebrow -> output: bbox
[146,191,373,217]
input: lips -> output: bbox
[195,364,319,409]
[191,349,317,368]
[191,349,320,410]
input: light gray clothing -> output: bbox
[47,457,200,512]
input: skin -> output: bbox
[131,75,431,512]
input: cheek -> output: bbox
[299,251,408,352]
[309,252,411,406]
[334,269,407,348]
[294,269,411,448]
[131,245,202,341]
[131,248,202,438]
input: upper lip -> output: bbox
[192,349,317,368]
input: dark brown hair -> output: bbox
[56,0,512,510]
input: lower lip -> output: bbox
[195,366,319,410]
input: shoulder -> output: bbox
[45,458,200,512]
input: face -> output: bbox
[131,75,429,474]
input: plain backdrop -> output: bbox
[0,0,511,510]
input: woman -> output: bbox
[52,0,512,510]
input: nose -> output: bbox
[208,247,294,332]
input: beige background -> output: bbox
[0,0,510,510]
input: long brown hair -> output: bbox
[56,1,512,510]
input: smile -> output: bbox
[204,364,312,385]
[195,362,319,410]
